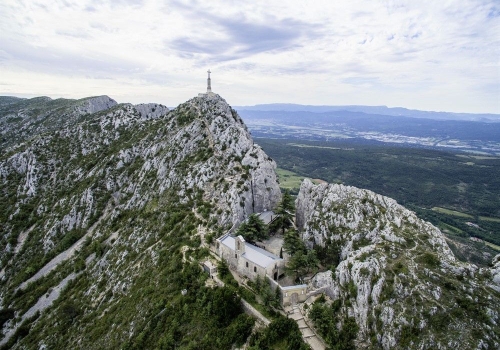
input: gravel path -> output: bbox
[24,273,79,319]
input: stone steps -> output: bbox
[286,304,326,350]
[301,328,315,337]
[297,319,308,328]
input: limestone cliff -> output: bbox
[297,179,500,349]
[73,95,117,115]
[176,93,281,226]
[490,254,500,292]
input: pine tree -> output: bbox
[236,214,268,243]
[283,229,306,256]
[270,189,295,235]
[283,229,318,280]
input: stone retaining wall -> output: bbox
[241,299,270,325]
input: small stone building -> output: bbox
[280,285,308,306]
[201,260,217,277]
[216,233,285,281]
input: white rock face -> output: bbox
[490,254,500,292]
[179,93,281,226]
[74,96,117,115]
[297,179,454,261]
[134,103,169,120]
[298,179,500,349]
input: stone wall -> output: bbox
[241,299,270,325]
[267,277,308,306]
[281,285,308,306]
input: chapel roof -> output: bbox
[219,234,282,268]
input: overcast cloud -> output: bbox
[0,0,498,113]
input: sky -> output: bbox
[0,0,499,113]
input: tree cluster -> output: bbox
[248,315,309,350]
[284,229,318,281]
[236,213,269,243]
[270,189,295,235]
[309,299,359,350]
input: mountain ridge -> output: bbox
[298,179,500,349]
[0,93,281,348]
[0,93,498,349]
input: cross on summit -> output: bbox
[207,69,212,93]
[199,69,215,97]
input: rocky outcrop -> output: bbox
[490,254,500,292]
[170,93,281,226]
[298,179,500,349]
[74,95,117,115]
[134,103,169,120]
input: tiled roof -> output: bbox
[257,211,275,225]
[243,243,282,268]
[219,234,283,268]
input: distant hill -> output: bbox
[235,108,500,154]
[0,95,118,148]
[235,103,500,122]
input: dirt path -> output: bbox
[18,236,86,290]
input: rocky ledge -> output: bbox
[297,179,500,349]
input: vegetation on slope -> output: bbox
[0,95,287,349]
[296,179,500,349]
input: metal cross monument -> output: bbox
[207,69,212,93]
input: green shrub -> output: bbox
[249,315,308,350]
[418,252,440,267]
[0,309,15,328]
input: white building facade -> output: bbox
[216,234,285,281]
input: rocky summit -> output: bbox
[0,93,280,349]
[298,179,500,349]
[0,93,499,349]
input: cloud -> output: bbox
[0,0,498,113]
[342,76,381,87]
[165,2,318,62]
[0,37,141,78]
[55,29,92,39]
